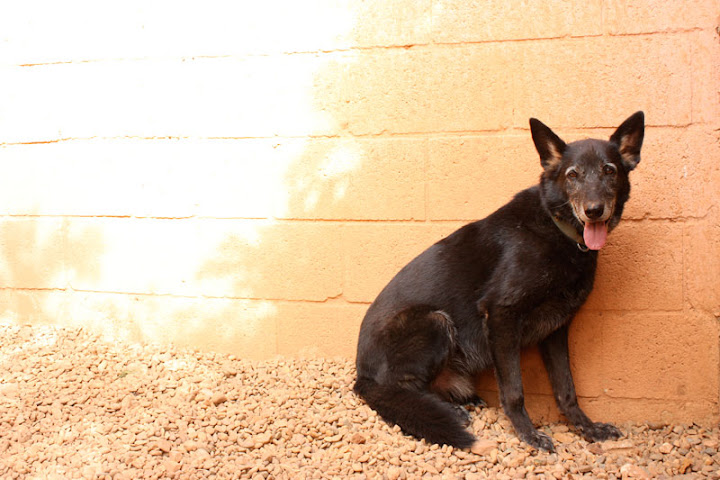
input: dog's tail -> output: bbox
[353,376,476,448]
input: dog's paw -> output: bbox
[581,422,622,442]
[519,430,555,452]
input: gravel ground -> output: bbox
[0,324,718,480]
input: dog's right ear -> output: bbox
[530,118,567,171]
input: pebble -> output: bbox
[1,324,718,479]
[471,439,499,456]
[553,432,575,444]
[658,442,673,454]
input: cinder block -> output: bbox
[275,301,367,358]
[604,0,718,34]
[197,220,343,301]
[601,312,719,401]
[625,126,720,220]
[67,218,344,301]
[65,291,279,359]
[349,0,432,48]
[690,30,720,125]
[568,311,607,398]
[516,347,553,396]
[322,45,514,135]
[131,295,280,359]
[684,214,720,313]
[512,36,693,128]
[0,139,281,219]
[342,222,465,303]
[0,1,433,65]
[428,135,541,221]
[174,138,284,220]
[67,218,202,296]
[275,138,426,221]
[0,55,342,143]
[0,218,67,289]
[585,221,683,311]
[0,289,70,326]
[432,0,602,43]
[581,396,718,425]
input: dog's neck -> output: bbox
[550,212,589,252]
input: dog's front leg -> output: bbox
[486,310,555,452]
[539,325,621,442]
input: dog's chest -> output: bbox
[519,262,596,346]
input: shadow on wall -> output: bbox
[190,5,447,358]
[187,10,401,358]
[0,212,105,328]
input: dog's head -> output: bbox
[530,111,644,250]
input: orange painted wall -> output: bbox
[0,1,718,423]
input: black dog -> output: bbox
[354,112,644,452]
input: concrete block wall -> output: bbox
[0,1,718,424]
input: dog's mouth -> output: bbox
[583,221,608,251]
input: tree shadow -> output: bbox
[0,211,105,329]
[191,6,436,359]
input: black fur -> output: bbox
[354,112,645,451]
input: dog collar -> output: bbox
[551,213,589,252]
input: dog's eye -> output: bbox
[566,170,578,179]
[603,165,616,175]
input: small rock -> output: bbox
[0,383,19,398]
[164,460,181,474]
[489,448,499,464]
[256,432,273,446]
[211,393,228,406]
[386,466,402,480]
[350,433,367,444]
[291,433,306,446]
[600,439,635,454]
[239,438,255,449]
[554,432,574,444]
[620,463,650,479]
[471,439,498,456]
[680,457,693,474]
[703,439,719,449]
[156,439,172,453]
[658,442,673,454]
[587,443,604,455]
[194,448,211,460]
[325,433,343,443]
[183,440,199,452]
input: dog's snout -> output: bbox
[584,204,605,220]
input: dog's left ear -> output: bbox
[530,118,567,171]
[610,111,644,171]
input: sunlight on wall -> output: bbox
[0,1,372,357]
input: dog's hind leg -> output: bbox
[354,307,476,448]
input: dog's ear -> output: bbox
[529,118,566,171]
[610,111,644,171]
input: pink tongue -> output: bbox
[583,222,608,250]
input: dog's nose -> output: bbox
[584,204,605,220]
